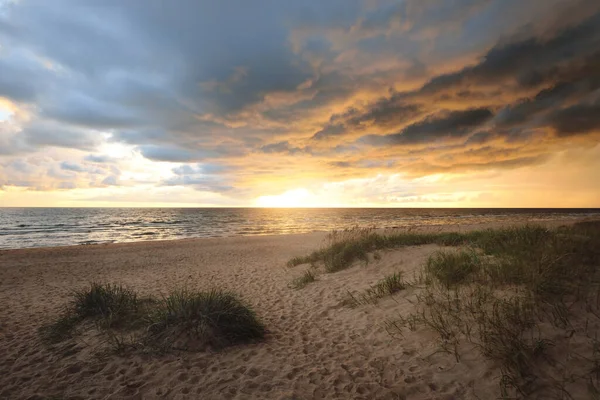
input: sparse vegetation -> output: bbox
[39,313,82,344]
[40,284,265,353]
[344,271,407,307]
[289,269,316,289]
[384,221,600,398]
[287,226,472,273]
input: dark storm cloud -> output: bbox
[548,103,600,136]
[419,11,600,95]
[306,6,600,168]
[362,108,494,146]
[313,100,423,140]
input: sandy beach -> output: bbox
[0,219,594,399]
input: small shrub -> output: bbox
[147,289,265,350]
[425,249,480,287]
[290,270,316,289]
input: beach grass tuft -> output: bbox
[344,271,407,307]
[290,269,316,289]
[425,249,480,287]
[41,285,265,352]
[40,283,141,343]
[147,289,265,350]
[72,283,139,322]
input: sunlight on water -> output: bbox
[0,208,598,249]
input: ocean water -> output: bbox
[0,208,598,250]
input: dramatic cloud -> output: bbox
[362,108,494,146]
[0,0,599,206]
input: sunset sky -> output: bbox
[1,0,599,207]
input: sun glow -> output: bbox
[254,188,316,208]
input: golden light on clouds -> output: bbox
[0,0,599,207]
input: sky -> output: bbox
[0,0,599,207]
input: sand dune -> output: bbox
[0,220,589,399]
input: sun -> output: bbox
[254,188,315,208]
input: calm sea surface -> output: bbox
[0,208,598,249]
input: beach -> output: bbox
[0,219,596,399]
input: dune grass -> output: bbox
[289,269,316,289]
[146,289,265,350]
[287,226,475,273]
[345,271,407,307]
[40,284,265,352]
[40,283,142,344]
[72,283,141,322]
[385,221,600,398]
[425,249,481,287]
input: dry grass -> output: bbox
[425,249,481,287]
[287,226,473,273]
[385,221,600,398]
[344,271,407,307]
[289,269,317,289]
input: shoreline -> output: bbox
[1,215,596,254]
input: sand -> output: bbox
[0,219,591,399]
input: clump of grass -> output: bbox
[290,269,316,289]
[72,283,139,322]
[147,289,265,350]
[366,272,407,300]
[425,249,481,287]
[40,283,140,343]
[41,284,265,353]
[322,241,371,272]
[345,271,407,307]
[287,254,320,268]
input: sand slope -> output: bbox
[0,221,581,399]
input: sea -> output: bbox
[0,208,598,250]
